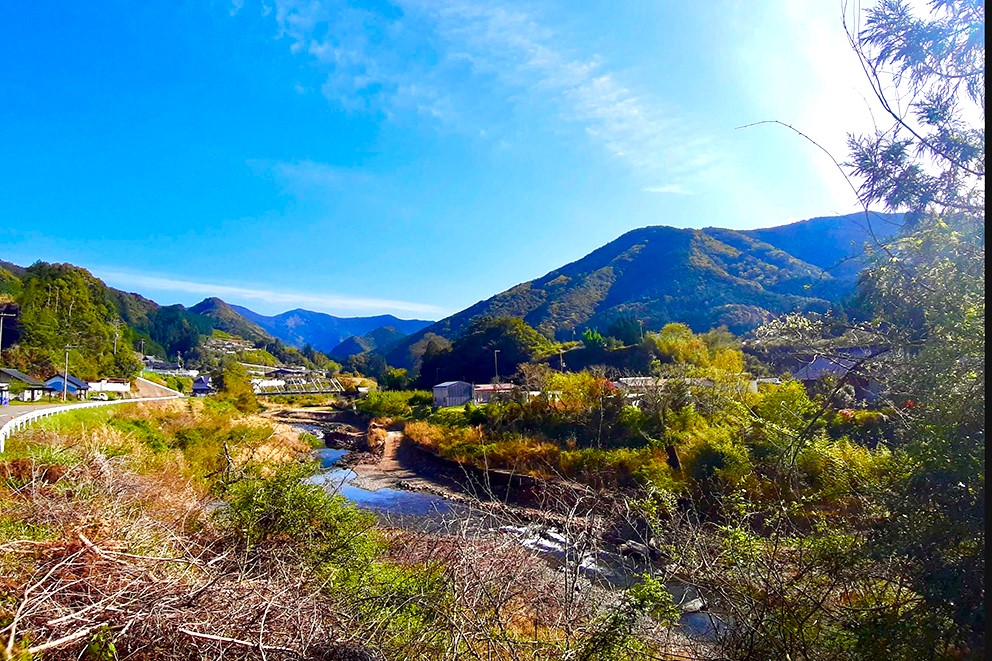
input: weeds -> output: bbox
[0,400,701,660]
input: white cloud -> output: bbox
[247,159,371,197]
[265,0,721,184]
[94,270,443,317]
[643,184,692,195]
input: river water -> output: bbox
[305,443,724,640]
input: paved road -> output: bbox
[0,402,66,428]
[0,393,179,431]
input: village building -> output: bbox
[192,375,214,397]
[142,356,180,371]
[45,374,90,400]
[263,367,308,378]
[0,368,50,402]
[472,383,518,404]
[432,381,473,408]
[251,378,285,393]
[792,352,881,403]
[88,378,132,396]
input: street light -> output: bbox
[493,349,501,384]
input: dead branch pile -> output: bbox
[0,453,375,660]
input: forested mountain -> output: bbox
[229,304,432,353]
[0,262,143,380]
[384,212,903,369]
[1,212,900,378]
[328,325,409,360]
[742,211,903,279]
[189,298,274,345]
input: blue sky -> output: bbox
[1,1,880,319]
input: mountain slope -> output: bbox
[229,305,432,353]
[384,213,902,369]
[742,211,903,278]
[329,325,408,360]
[189,298,274,344]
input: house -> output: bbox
[88,378,131,396]
[472,383,518,404]
[0,368,50,402]
[143,356,180,371]
[192,375,214,397]
[615,376,717,395]
[433,381,473,408]
[792,352,881,403]
[45,374,90,400]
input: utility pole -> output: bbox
[111,319,121,355]
[0,311,16,367]
[559,349,565,371]
[62,345,71,402]
[493,349,500,384]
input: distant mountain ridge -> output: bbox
[383,212,903,369]
[328,326,408,360]
[229,305,432,354]
[742,211,903,278]
[190,298,273,344]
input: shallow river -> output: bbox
[306,445,724,640]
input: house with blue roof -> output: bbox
[45,374,90,400]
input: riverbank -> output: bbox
[263,406,628,532]
[263,405,723,642]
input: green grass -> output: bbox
[0,516,55,543]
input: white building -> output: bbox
[433,381,473,408]
[88,378,132,395]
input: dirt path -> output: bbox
[377,431,403,472]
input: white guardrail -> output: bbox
[0,394,183,453]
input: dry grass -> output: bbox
[0,401,713,661]
[0,403,361,660]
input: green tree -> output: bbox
[419,317,552,386]
[606,314,643,345]
[580,327,607,350]
[843,0,985,654]
[215,359,258,413]
[13,262,140,379]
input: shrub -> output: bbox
[108,418,171,452]
[356,390,432,420]
[217,462,381,569]
[427,406,471,427]
[685,433,752,490]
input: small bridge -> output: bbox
[254,376,345,396]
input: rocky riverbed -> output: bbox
[264,406,724,644]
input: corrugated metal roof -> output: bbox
[0,367,45,387]
[47,374,89,389]
[473,383,516,392]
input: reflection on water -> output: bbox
[307,446,723,640]
[309,448,456,519]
